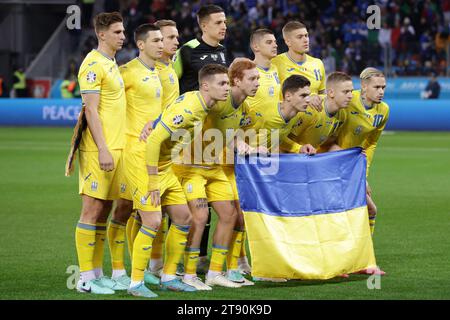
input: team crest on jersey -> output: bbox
[240,116,251,127]
[86,71,97,83]
[268,86,274,96]
[140,196,147,205]
[173,114,184,125]
[169,73,175,84]
[91,181,98,191]
[211,54,218,61]
[354,125,363,135]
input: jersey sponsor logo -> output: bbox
[173,114,184,125]
[91,181,98,191]
[351,111,359,115]
[287,68,295,72]
[184,109,192,115]
[142,246,152,251]
[88,61,97,67]
[305,111,313,116]
[175,95,185,103]
[200,55,208,60]
[86,71,97,83]
[315,123,323,128]
[354,125,363,135]
[143,77,150,82]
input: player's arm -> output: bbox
[145,122,171,207]
[78,61,114,171]
[363,110,389,177]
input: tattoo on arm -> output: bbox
[195,198,208,209]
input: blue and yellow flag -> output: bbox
[235,148,377,279]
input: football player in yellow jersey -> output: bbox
[272,21,325,111]
[104,24,164,294]
[287,72,354,151]
[175,58,260,290]
[155,19,180,109]
[246,29,280,115]
[128,64,229,297]
[328,67,389,276]
[74,12,127,295]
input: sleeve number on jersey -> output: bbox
[372,114,383,127]
[314,69,323,81]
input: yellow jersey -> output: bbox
[246,64,281,114]
[120,58,162,146]
[202,93,250,165]
[78,49,126,151]
[246,101,302,153]
[337,90,390,176]
[272,52,326,94]
[288,100,347,149]
[146,91,210,170]
[155,59,179,109]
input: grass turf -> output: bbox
[0,128,449,300]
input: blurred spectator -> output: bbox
[81,0,95,28]
[421,73,441,99]
[60,75,80,99]
[116,42,137,65]
[12,67,27,98]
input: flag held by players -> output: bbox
[235,148,377,280]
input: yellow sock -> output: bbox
[209,245,228,273]
[75,222,97,272]
[369,215,376,236]
[226,230,244,271]
[131,225,158,282]
[240,231,247,258]
[107,219,126,270]
[127,212,142,259]
[151,214,168,261]
[92,223,107,273]
[184,247,200,275]
[125,211,136,255]
[163,223,189,276]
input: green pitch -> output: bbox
[1,128,449,300]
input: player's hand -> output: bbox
[98,148,114,171]
[309,95,323,111]
[366,181,372,197]
[300,144,316,155]
[139,121,154,142]
[146,189,161,207]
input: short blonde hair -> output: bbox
[360,67,384,83]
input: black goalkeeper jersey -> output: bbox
[174,38,229,94]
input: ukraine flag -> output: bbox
[235,148,377,280]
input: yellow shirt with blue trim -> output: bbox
[146,91,210,170]
[78,49,126,151]
[272,52,326,94]
[337,90,390,176]
[155,59,179,109]
[246,64,281,114]
[288,100,347,149]
[120,58,162,146]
